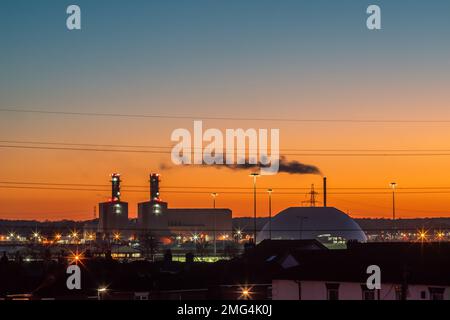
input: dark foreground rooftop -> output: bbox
[1,240,450,299]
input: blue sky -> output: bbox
[1,0,450,117]
[2,1,450,219]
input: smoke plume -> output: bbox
[225,156,322,175]
[160,155,321,175]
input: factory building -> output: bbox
[97,173,129,240]
[256,206,367,246]
[138,173,232,239]
[256,177,367,247]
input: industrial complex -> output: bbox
[95,172,365,250]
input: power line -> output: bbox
[3,140,450,153]
[3,185,450,195]
[0,145,168,154]
[4,180,450,191]
[3,108,450,123]
[4,144,450,156]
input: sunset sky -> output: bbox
[1,0,450,220]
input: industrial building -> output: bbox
[256,206,367,246]
[256,177,367,246]
[97,173,129,240]
[138,173,232,239]
[97,173,364,248]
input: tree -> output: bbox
[141,233,160,261]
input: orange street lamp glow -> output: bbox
[69,250,84,265]
[436,232,445,240]
[239,286,252,300]
[418,229,428,241]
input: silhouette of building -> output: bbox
[257,207,367,246]
[138,173,232,239]
[97,173,129,240]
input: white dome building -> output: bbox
[256,207,367,246]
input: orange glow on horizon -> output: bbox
[3,121,450,221]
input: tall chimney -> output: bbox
[323,176,327,207]
[150,173,161,201]
[111,173,121,201]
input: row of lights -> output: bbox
[1,230,100,242]
[188,230,245,243]
[2,230,448,242]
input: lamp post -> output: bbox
[267,189,273,240]
[97,287,107,300]
[211,193,218,255]
[249,173,260,244]
[390,182,397,239]
[211,192,218,209]
[390,182,397,221]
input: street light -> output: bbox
[32,231,40,241]
[70,251,83,265]
[235,229,242,242]
[192,233,199,242]
[390,182,397,238]
[390,182,397,221]
[239,286,252,300]
[211,192,218,209]
[211,193,219,256]
[249,173,260,244]
[267,189,273,240]
[418,229,427,242]
[97,287,108,300]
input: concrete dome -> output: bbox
[257,207,367,245]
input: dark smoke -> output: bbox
[277,156,321,175]
[159,155,321,175]
[224,156,321,175]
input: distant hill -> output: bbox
[0,219,97,234]
[355,218,450,231]
[233,217,450,232]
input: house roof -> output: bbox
[274,242,450,286]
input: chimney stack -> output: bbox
[323,176,327,207]
[150,173,161,202]
[111,173,121,201]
